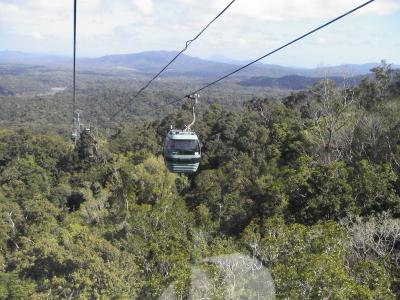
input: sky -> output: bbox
[0,0,399,67]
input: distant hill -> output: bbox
[240,75,366,90]
[309,63,396,77]
[0,86,14,96]
[79,51,315,78]
[80,51,242,77]
[0,50,70,66]
[208,54,256,65]
[0,50,397,79]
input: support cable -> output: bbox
[73,0,77,114]
[143,0,376,115]
[111,0,237,119]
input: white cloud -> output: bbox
[31,31,43,40]
[29,0,102,12]
[166,0,400,22]
[0,0,399,65]
[222,0,400,21]
[362,0,400,15]
[131,0,154,16]
[316,37,327,44]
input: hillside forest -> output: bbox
[1,63,400,299]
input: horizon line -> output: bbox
[0,48,398,70]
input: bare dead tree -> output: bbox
[308,76,360,164]
[341,213,400,269]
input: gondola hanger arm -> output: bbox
[184,94,200,131]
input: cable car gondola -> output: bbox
[164,130,201,173]
[164,95,201,173]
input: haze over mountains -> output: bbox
[1,50,397,80]
[239,75,366,90]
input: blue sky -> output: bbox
[0,0,399,67]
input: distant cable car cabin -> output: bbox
[164,94,201,173]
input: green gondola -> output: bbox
[164,94,201,173]
[164,130,201,173]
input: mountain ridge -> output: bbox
[239,74,367,90]
[0,50,397,79]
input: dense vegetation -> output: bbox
[0,63,283,134]
[1,63,400,298]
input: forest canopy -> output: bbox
[0,63,400,298]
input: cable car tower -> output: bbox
[71,0,90,145]
[71,111,81,144]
